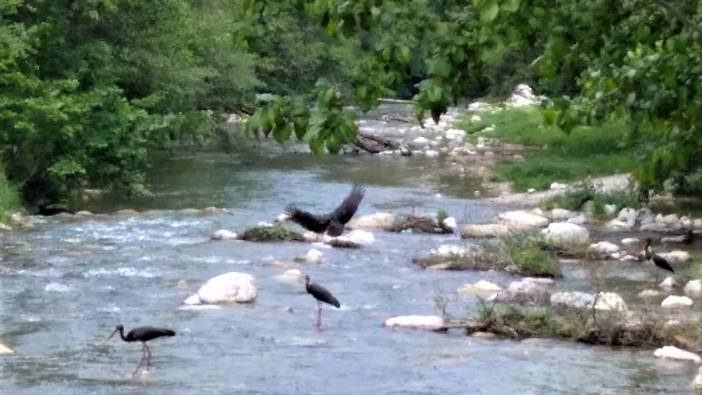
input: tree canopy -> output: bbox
[1,0,701,206]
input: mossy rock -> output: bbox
[240,225,304,242]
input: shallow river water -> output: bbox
[1,127,698,394]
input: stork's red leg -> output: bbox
[145,343,152,368]
[316,301,322,329]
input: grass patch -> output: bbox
[456,106,639,191]
[0,167,21,223]
[414,232,561,277]
[540,182,642,221]
[240,224,304,242]
[472,301,693,348]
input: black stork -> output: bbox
[305,275,340,329]
[106,325,175,375]
[642,238,675,283]
[284,185,365,237]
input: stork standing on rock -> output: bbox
[106,325,175,375]
[642,238,675,283]
[281,185,365,237]
[305,275,340,329]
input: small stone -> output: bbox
[458,280,503,294]
[0,343,13,354]
[654,346,701,363]
[603,204,618,216]
[684,280,702,298]
[470,115,482,122]
[304,249,324,264]
[550,208,575,220]
[0,223,11,231]
[692,367,702,390]
[471,331,497,339]
[412,137,430,145]
[660,276,678,290]
[550,182,567,190]
[384,315,445,330]
[661,295,694,308]
[211,229,238,240]
[424,150,439,157]
[588,241,621,257]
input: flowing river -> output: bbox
[0,109,698,394]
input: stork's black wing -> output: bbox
[330,185,365,225]
[129,326,176,342]
[307,283,340,308]
[286,205,330,233]
[652,255,675,273]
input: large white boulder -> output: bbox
[541,222,590,247]
[441,217,458,231]
[684,280,702,298]
[661,295,693,308]
[654,346,701,363]
[384,315,445,330]
[498,210,549,229]
[185,272,257,305]
[348,212,397,229]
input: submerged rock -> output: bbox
[661,295,693,308]
[654,346,701,363]
[384,315,445,330]
[210,229,238,240]
[541,222,589,247]
[184,272,257,305]
[684,280,702,298]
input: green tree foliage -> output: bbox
[248,0,702,195]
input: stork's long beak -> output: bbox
[105,328,119,342]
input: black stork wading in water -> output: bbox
[642,238,675,283]
[305,275,340,329]
[284,185,365,237]
[106,325,175,375]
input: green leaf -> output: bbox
[480,0,499,23]
[272,123,292,143]
[502,0,520,13]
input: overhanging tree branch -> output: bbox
[652,0,702,39]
